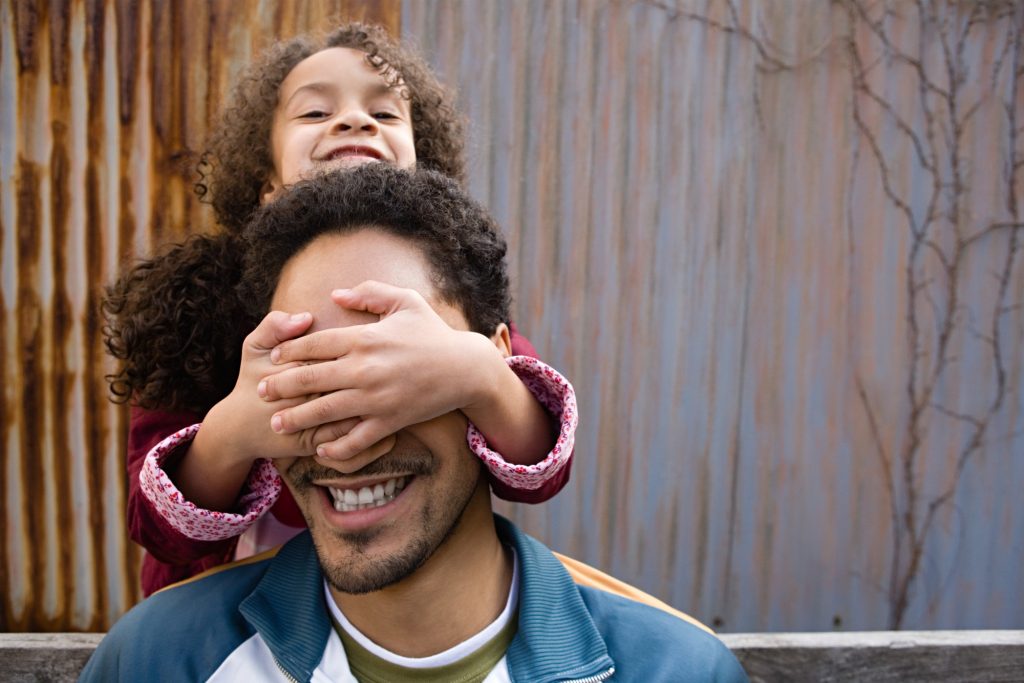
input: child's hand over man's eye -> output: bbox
[206,310,328,464]
[259,280,502,464]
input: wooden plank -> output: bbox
[720,631,1024,683]
[1,631,1022,682]
[0,633,103,682]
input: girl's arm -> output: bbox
[126,407,242,563]
[131,311,340,552]
[486,324,575,502]
[468,353,576,502]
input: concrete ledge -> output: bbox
[1,630,1022,681]
[720,630,1024,682]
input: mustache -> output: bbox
[288,450,436,489]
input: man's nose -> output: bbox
[331,107,378,135]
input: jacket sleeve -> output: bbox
[481,323,576,503]
[127,407,280,557]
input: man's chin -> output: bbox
[314,530,433,595]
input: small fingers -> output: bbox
[271,390,361,434]
[316,432,398,471]
[271,326,363,365]
[332,280,426,317]
[258,360,350,401]
[245,311,312,356]
[302,418,361,452]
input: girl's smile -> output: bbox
[263,47,417,202]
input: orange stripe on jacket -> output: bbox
[553,551,715,635]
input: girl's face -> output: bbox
[263,47,417,203]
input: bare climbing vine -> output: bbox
[645,0,1022,629]
[842,0,1023,629]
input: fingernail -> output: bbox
[270,347,281,363]
[332,288,351,297]
[257,380,267,398]
[316,445,326,458]
[289,312,309,322]
[271,414,283,433]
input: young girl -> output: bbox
[104,23,576,596]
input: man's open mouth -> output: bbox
[325,476,408,513]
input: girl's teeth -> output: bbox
[329,477,407,512]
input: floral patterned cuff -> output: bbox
[138,424,283,542]
[467,356,577,491]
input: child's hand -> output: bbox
[208,310,324,462]
[259,281,504,463]
[213,311,397,463]
[171,311,324,511]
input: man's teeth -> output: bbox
[328,477,407,512]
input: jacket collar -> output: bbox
[239,531,331,682]
[497,516,615,682]
[239,516,615,683]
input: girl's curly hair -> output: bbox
[104,23,465,412]
[103,233,251,412]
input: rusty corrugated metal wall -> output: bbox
[2,0,1022,633]
[0,0,399,632]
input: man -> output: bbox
[82,165,748,682]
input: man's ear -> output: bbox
[489,322,512,358]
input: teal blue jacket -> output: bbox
[81,516,748,682]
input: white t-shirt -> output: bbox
[323,550,520,682]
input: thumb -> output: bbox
[332,280,426,319]
[245,311,313,354]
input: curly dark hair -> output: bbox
[103,233,252,412]
[104,22,466,412]
[199,22,466,234]
[241,164,510,337]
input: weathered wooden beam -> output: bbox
[0,631,1022,681]
[0,633,103,682]
[720,631,1024,682]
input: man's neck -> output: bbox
[328,498,513,658]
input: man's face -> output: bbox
[270,229,488,594]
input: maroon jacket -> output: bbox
[127,326,572,595]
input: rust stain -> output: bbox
[0,231,7,630]
[83,163,109,632]
[12,0,40,73]
[39,2,75,630]
[47,0,69,85]
[81,0,110,631]
[114,0,139,125]
[16,157,44,631]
